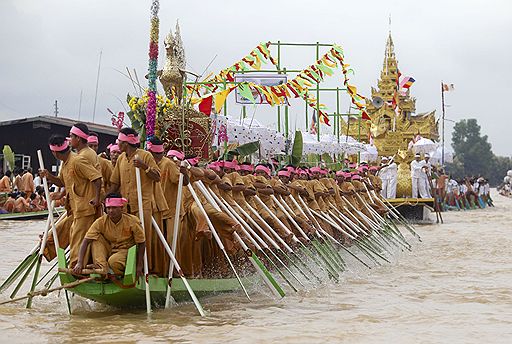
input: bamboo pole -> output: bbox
[134,165,151,315]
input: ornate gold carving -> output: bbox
[339,33,439,196]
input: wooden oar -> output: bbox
[252,196,323,283]
[426,172,444,224]
[220,197,300,292]
[26,151,61,309]
[150,216,205,316]
[230,202,305,289]
[0,277,94,306]
[186,183,251,301]
[0,244,39,293]
[196,181,286,297]
[134,165,151,315]
[165,164,185,309]
[270,195,340,277]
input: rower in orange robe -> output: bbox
[40,134,102,268]
[109,128,167,276]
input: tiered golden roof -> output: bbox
[340,32,439,158]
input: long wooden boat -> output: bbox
[57,247,246,308]
[0,207,64,221]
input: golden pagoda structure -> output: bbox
[340,32,439,197]
[340,32,439,158]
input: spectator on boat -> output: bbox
[3,193,16,213]
[14,192,30,213]
[13,168,22,193]
[73,193,146,276]
[34,173,41,189]
[39,134,103,268]
[0,170,12,193]
[20,168,35,198]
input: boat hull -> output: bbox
[66,276,244,307]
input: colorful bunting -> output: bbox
[188,43,369,129]
[198,95,213,116]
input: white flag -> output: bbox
[442,83,455,91]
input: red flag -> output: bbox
[198,95,213,116]
[361,111,371,121]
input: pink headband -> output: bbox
[207,162,221,171]
[286,166,296,173]
[351,174,361,180]
[187,157,199,166]
[343,172,352,178]
[117,132,140,145]
[167,150,184,160]
[298,169,308,175]
[147,142,164,153]
[254,165,270,176]
[70,126,89,140]
[369,166,378,171]
[105,197,128,207]
[319,169,328,175]
[109,144,120,153]
[310,167,322,173]
[277,170,291,178]
[223,161,238,170]
[239,164,253,172]
[336,170,344,176]
[49,141,69,152]
[87,136,98,144]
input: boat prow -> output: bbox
[57,247,246,308]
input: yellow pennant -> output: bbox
[214,88,232,113]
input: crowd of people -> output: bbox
[3,121,495,279]
[498,170,512,197]
[26,122,399,280]
[377,152,494,211]
[0,168,47,214]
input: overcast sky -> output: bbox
[1,0,511,156]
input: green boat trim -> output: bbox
[0,207,64,221]
[57,247,249,308]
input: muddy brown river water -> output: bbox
[0,193,511,343]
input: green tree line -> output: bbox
[446,119,511,186]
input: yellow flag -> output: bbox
[214,88,232,113]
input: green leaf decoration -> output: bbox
[235,141,260,158]
[291,131,303,166]
[2,145,14,170]
[322,153,333,165]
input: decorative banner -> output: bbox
[190,42,370,127]
[145,0,160,139]
[198,95,213,116]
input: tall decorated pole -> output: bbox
[146,0,160,139]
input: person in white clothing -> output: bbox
[411,153,429,198]
[34,175,41,188]
[378,156,398,198]
[423,153,432,197]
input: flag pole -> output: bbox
[441,81,446,166]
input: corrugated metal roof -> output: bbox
[0,115,118,135]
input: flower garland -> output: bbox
[145,0,160,139]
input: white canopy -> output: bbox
[413,137,438,154]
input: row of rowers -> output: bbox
[40,123,386,279]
